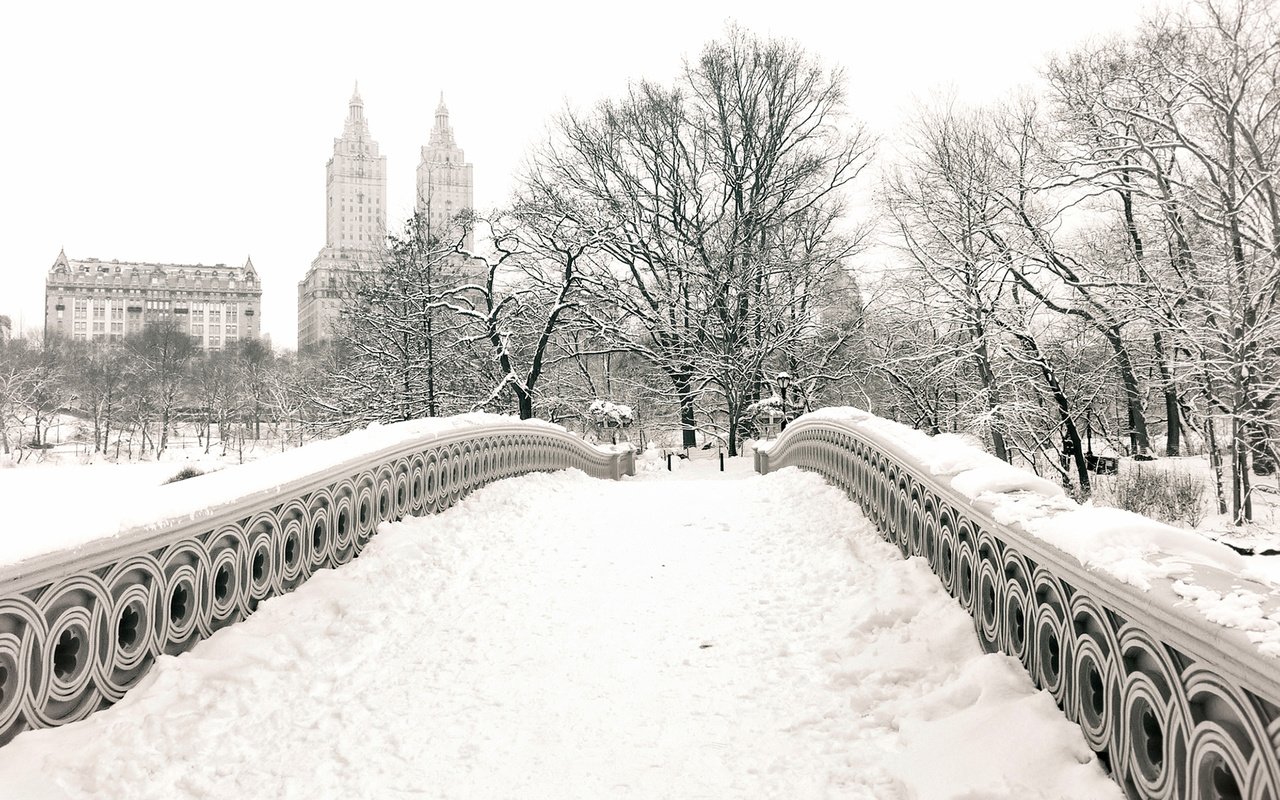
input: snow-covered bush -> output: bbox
[1092,464,1207,528]
[164,465,205,485]
[588,400,634,429]
[744,395,784,418]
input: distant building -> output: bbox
[297,86,478,350]
[296,84,388,350]
[0,315,10,343]
[44,250,261,349]
[417,94,475,252]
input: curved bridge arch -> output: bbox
[0,418,633,746]
[757,410,1280,800]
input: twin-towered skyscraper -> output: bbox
[296,84,475,349]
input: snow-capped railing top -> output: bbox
[0,414,613,578]
[0,415,633,746]
[758,408,1280,663]
[757,408,1280,799]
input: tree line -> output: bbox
[8,4,1277,526]
[867,0,1280,522]
[327,4,1279,523]
[325,24,870,457]
[0,323,315,461]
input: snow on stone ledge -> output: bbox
[0,413,563,573]
[777,408,1280,657]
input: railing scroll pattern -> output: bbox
[757,414,1280,800]
[0,421,633,746]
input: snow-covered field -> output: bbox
[0,427,290,565]
[0,415,544,569]
[0,460,1116,799]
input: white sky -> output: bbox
[1,0,1162,350]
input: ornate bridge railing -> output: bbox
[0,415,633,746]
[756,409,1280,800]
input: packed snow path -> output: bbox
[0,460,1119,799]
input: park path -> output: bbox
[0,460,1116,799]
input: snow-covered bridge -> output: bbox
[0,412,1276,799]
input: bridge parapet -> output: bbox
[757,408,1280,800]
[0,415,633,746]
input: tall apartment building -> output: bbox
[417,94,475,252]
[296,84,388,350]
[44,250,261,349]
[297,86,476,349]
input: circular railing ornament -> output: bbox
[755,413,1280,800]
[0,420,633,747]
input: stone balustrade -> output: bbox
[0,417,633,746]
[756,410,1280,800]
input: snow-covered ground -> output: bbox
[0,414,550,569]
[0,425,293,565]
[0,460,1116,799]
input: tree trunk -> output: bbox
[1102,326,1150,455]
[1233,415,1253,524]
[972,335,1009,462]
[1153,332,1180,456]
[517,392,533,421]
[1062,417,1091,496]
[672,370,698,448]
[426,312,436,417]
[1206,416,1228,515]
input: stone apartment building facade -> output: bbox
[44,250,261,349]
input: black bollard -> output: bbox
[667,452,672,471]
[719,451,725,471]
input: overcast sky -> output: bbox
[2,0,1162,349]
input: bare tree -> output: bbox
[449,204,601,420]
[77,341,129,454]
[528,25,873,452]
[1047,0,1280,521]
[128,320,195,458]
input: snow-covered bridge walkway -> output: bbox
[0,460,1117,799]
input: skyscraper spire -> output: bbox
[348,81,363,125]
[344,80,369,136]
[418,90,473,250]
[430,91,454,148]
[301,81,389,348]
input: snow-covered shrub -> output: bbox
[1092,464,1206,528]
[164,465,205,485]
[588,400,634,428]
[744,395,784,418]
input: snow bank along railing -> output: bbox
[756,410,1280,800]
[0,417,634,747]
